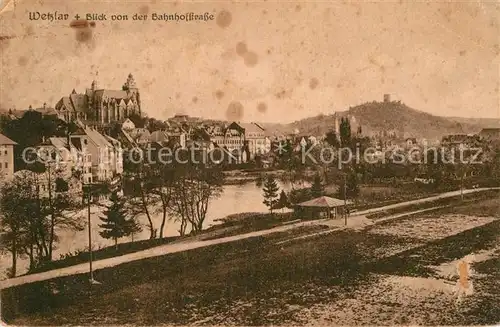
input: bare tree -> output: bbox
[171,163,223,235]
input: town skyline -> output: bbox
[1,1,499,123]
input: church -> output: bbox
[55,73,141,125]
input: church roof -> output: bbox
[94,89,129,100]
[70,93,88,113]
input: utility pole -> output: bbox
[344,172,347,226]
[86,186,94,283]
[83,183,102,286]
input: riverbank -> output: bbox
[3,192,499,325]
[9,188,500,279]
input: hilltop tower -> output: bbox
[384,94,391,103]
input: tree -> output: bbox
[336,171,360,200]
[0,176,33,277]
[124,149,159,239]
[99,192,139,249]
[275,190,291,213]
[310,173,325,198]
[340,117,352,148]
[325,130,340,148]
[262,175,280,214]
[149,163,176,238]
[170,162,223,235]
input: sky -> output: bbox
[0,0,499,123]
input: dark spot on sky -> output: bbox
[257,102,267,113]
[309,78,319,90]
[275,90,287,99]
[244,51,258,67]
[226,101,244,121]
[175,92,181,99]
[147,62,153,69]
[295,5,301,12]
[70,19,89,29]
[216,10,232,28]
[70,20,93,43]
[25,25,35,36]
[18,56,28,66]
[139,5,150,15]
[459,50,466,56]
[262,9,267,14]
[236,42,247,56]
[215,90,224,99]
[267,49,272,55]
[192,96,198,103]
[75,29,93,43]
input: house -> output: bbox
[226,122,270,161]
[224,123,245,153]
[67,126,120,183]
[128,128,151,145]
[164,125,187,149]
[37,136,91,182]
[149,130,170,145]
[206,125,226,147]
[104,135,124,176]
[405,137,417,147]
[0,133,17,179]
[122,118,136,131]
[441,134,480,148]
[237,122,270,159]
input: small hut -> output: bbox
[295,196,353,219]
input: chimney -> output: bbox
[384,94,391,103]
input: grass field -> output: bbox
[3,193,499,325]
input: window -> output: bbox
[4,150,6,155]
[4,162,7,168]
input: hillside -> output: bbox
[447,117,500,129]
[287,101,488,140]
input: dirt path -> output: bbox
[1,187,497,290]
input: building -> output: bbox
[67,126,121,183]
[0,133,17,179]
[128,127,151,145]
[206,124,226,147]
[224,122,245,153]
[55,73,141,125]
[37,137,89,180]
[164,126,187,149]
[405,137,417,147]
[237,122,270,159]
[122,118,136,131]
[441,134,480,148]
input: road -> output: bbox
[0,187,497,290]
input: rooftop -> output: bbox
[0,133,17,145]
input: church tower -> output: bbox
[334,113,340,135]
[122,73,141,116]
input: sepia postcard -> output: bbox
[0,0,499,325]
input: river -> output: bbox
[0,180,302,277]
